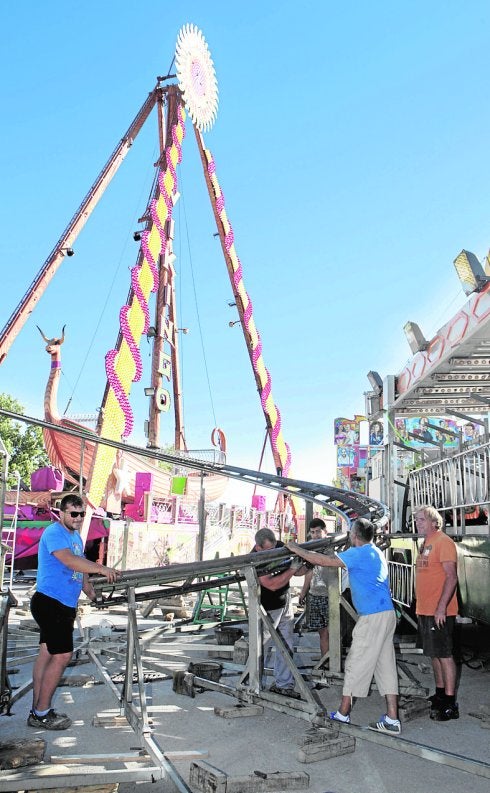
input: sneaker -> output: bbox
[329,710,351,724]
[368,714,401,734]
[27,709,72,730]
[430,703,459,721]
[269,684,301,700]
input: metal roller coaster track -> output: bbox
[0,407,388,530]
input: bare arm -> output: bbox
[299,568,314,603]
[259,563,308,591]
[53,549,120,584]
[82,573,97,602]
[285,542,345,569]
[434,561,458,626]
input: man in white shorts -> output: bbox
[287,517,400,733]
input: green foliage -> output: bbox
[158,443,175,472]
[0,393,49,489]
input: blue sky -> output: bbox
[1,2,490,503]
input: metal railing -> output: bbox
[170,448,226,466]
[409,439,490,513]
[388,559,414,608]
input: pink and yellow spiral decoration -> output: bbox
[85,105,186,509]
[203,142,292,477]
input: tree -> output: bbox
[0,393,49,489]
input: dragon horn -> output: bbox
[60,325,66,343]
[36,325,49,344]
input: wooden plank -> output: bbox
[50,754,150,765]
[0,765,164,791]
[92,715,129,726]
[50,751,208,765]
[26,785,119,793]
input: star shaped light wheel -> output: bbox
[175,23,218,132]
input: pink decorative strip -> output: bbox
[205,149,292,476]
[131,265,151,334]
[119,305,143,382]
[103,106,186,440]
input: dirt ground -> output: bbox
[2,582,490,793]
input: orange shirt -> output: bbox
[415,531,458,616]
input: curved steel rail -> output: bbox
[0,407,388,529]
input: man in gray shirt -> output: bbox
[299,519,329,661]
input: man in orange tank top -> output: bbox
[415,506,459,721]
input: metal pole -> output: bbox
[79,438,85,498]
[9,473,21,591]
[197,472,206,562]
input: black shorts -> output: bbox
[30,591,77,655]
[417,615,455,659]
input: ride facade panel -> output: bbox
[364,263,490,624]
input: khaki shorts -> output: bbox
[343,610,398,698]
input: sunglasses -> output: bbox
[65,510,85,518]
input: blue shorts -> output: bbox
[31,591,76,655]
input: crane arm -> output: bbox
[0,86,160,364]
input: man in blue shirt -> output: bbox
[28,494,119,730]
[287,517,400,733]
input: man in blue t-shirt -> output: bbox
[287,517,400,734]
[28,494,119,731]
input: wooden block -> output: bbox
[297,726,340,746]
[226,771,310,792]
[232,638,249,664]
[297,734,355,763]
[0,739,45,770]
[208,649,234,659]
[399,697,431,722]
[214,704,264,718]
[172,670,196,697]
[189,760,227,793]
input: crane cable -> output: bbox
[178,163,219,431]
[61,151,159,416]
